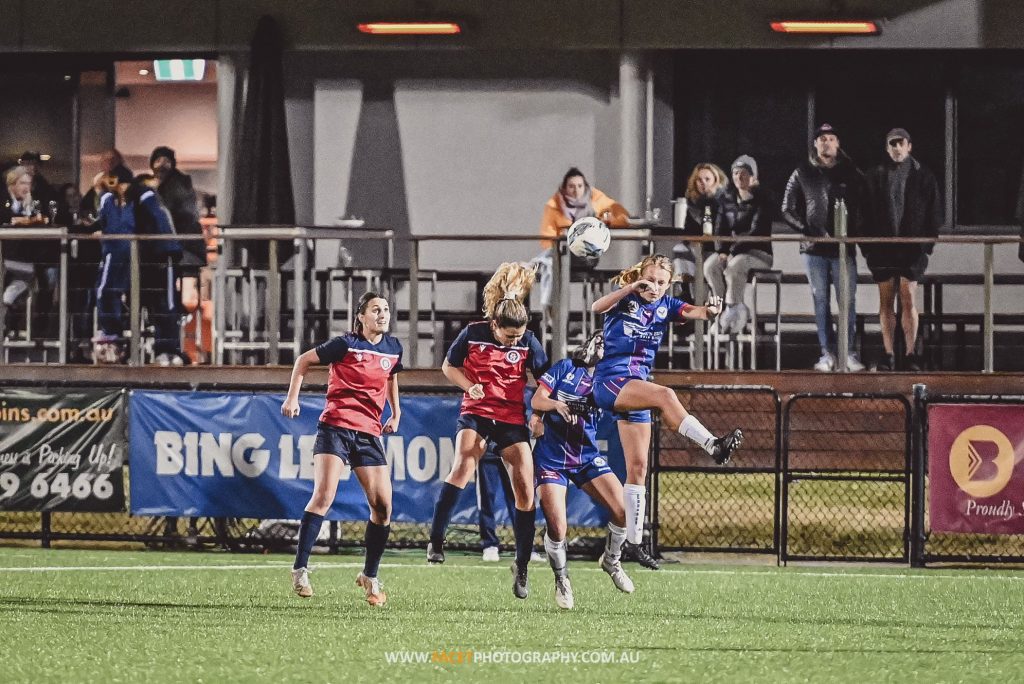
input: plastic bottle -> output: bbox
[702,206,713,236]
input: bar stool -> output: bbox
[747,269,783,371]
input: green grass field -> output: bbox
[2,548,1023,683]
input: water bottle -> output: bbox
[702,206,714,236]
[834,198,848,238]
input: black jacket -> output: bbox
[716,185,775,256]
[157,169,204,265]
[862,156,942,268]
[782,153,865,257]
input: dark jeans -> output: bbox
[141,257,181,355]
[477,454,515,549]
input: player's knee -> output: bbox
[368,497,391,522]
[654,385,679,410]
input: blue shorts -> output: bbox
[535,453,614,489]
[592,375,651,424]
[313,422,387,468]
[456,414,530,451]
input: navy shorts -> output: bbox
[313,422,387,468]
[456,414,530,451]
[592,375,652,423]
[535,454,614,489]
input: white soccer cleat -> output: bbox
[481,546,500,562]
[355,572,387,607]
[599,553,635,594]
[554,575,575,610]
[291,567,313,598]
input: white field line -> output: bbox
[0,561,1022,582]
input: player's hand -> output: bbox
[705,295,723,318]
[281,399,300,418]
[467,383,485,400]
[633,279,657,294]
[529,413,544,439]
[553,401,575,424]
[382,415,400,434]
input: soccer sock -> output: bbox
[293,511,325,570]
[429,482,464,545]
[605,522,627,562]
[679,414,716,454]
[513,507,536,569]
[544,532,568,578]
[362,521,391,579]
[623,484,646,545]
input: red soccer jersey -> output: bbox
[446,321,548,425]
[315,333,403,436]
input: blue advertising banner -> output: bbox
[129,391,623,527]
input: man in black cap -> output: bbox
[782,123,866,372]
[150,146,204,269]
[863,128,942,371]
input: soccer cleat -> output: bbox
[511,563,529,599]
[621,541,661,570]
[481,546,500,562]
[355,572,387,607]
[291,567,313,598]
[710,428,743,465]
[426,541,445,565]
[554,575,574,609]
[599,553,636,594]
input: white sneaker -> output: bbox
[155,353,172,366]
[599,553,635,594]
[530,551,545,563]
[355,572,387,607]
[291,567,313,598]
[813,352,835,372]
[846,354,866,372]
[554,574,575,610]
[481,546,500,562]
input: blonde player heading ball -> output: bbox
[591,255,743,565]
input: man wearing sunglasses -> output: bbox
[863,128,942,372]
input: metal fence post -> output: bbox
[293,234,306,358]
[214,232,227,365]
[267,238,280,365]
[692,240,706,370]
[910,383,927,567]
[129,238,142,366]
[408,239,419,368]
[983,242,994,373]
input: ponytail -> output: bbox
[482,262,536,328]
[611,254,675,288]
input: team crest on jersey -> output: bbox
[656,305,668,318]
[505,350,522,364]
[626,301,639,315]
[593,456,607,467]
[380,357,392,370]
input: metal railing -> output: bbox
[2,229,1022,369]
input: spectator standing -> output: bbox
[150,146,204,269]
[81,150,133,219]
[703,155,775,334]
[782,123,866,372]
[863,128,942,371]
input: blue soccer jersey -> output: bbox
[534,358,601,470]
[594,291,690,382]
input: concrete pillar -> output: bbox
[619,52,646,215]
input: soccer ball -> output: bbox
[566,216,611,258]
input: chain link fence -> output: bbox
[782,394,911,562]
[653,386,780,554]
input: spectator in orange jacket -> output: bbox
[539,167,629,250]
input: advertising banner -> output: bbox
[928,404,1024,534]
[0,389,127,512]
[129,391,622,526]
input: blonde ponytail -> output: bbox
[482,262,536,328]
[611,254,674,288]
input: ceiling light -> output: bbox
[139,68,150,76]
[770,20,880,35]
[357,21,461,35]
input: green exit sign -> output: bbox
[153,59,206,82]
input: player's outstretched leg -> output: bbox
[709,428,743,465]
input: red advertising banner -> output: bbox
[928,404,1024,534]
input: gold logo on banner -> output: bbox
[949,425,1015,498]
